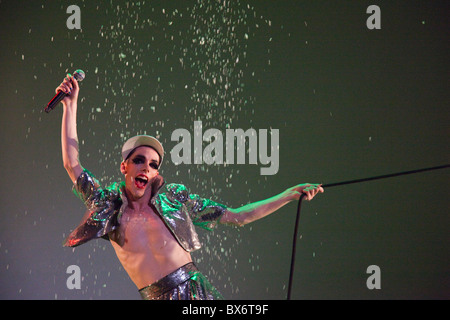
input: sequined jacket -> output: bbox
[63,169,227,252]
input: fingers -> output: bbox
[56,74,77,95]
[302,184,324,201]
[71,73,79,90]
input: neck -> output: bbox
[124,188,153,211]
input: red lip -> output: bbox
[134,174,149,189]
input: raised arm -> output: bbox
[58,74,83,183]
[220,184,324,226]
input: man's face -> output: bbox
[120,146,160,200]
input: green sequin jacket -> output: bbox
[63,169,227,252]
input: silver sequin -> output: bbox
[63,169,227,252]
[139,262,223,300]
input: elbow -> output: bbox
[235,214,252,227]
[63,160,71,171]
[63,154,80,172]
[63,162,76,179]
[221,209,249,227]
[230,220,247,228]
[63,160,77,173]
[232,219,246,228]
[63,160,82,183]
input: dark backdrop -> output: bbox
[0,0,448,299]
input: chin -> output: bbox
[125,184,145,200]
[132,188,146,198]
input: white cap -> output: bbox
[121,135,164,168]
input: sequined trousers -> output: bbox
[139,262,223,300]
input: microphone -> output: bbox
[45,69,85,113]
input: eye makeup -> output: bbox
[131,155,159,169]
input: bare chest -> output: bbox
[111,206,174,247]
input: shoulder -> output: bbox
[73,169,100,201]
[164,183,191,202]
[74,168,122,204]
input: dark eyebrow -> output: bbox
[133,154,159,164]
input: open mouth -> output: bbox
[134,175,149,189]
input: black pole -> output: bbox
[286,164,449,300]
[322,164,450,189]
[287,193,306,300]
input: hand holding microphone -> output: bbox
[45,69,85,113]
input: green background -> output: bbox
[0,0,448,299]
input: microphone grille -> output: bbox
[73,69,85,82]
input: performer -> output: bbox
[58,74,323,300]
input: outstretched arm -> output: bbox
[220,184,324,227]
[59,74,83,183]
